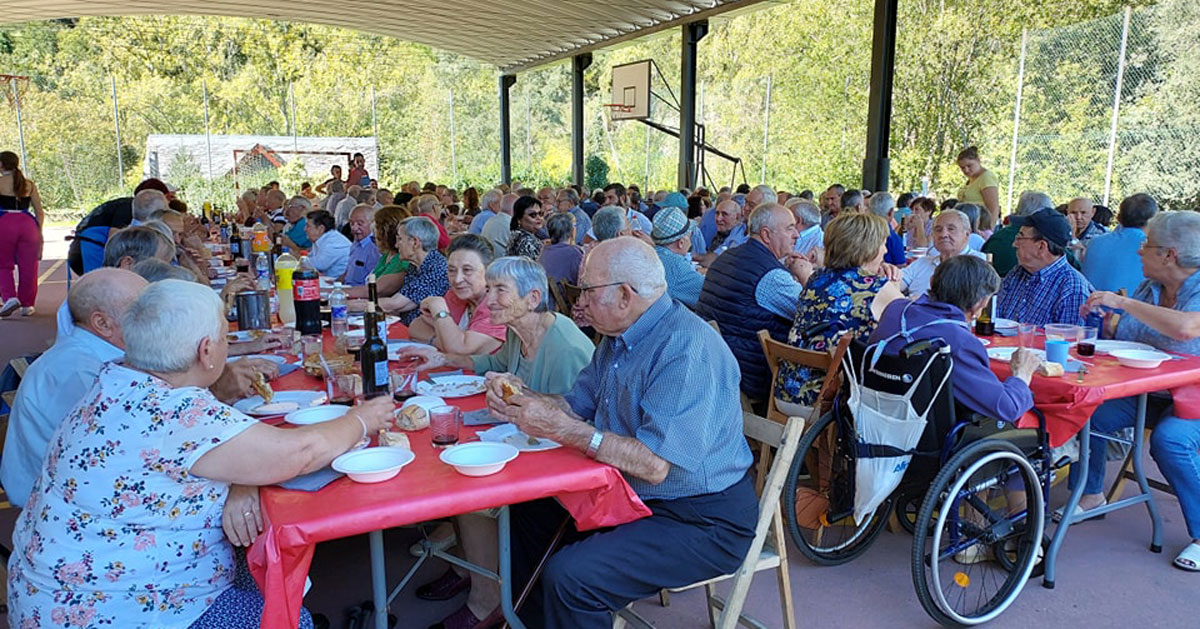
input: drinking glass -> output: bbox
[1017,323,1037,349]
[1045,323,1080,345]
[391,365,419,402]
[430,405,461,448]
[1077,326,1099,356]
[324,369,358,406]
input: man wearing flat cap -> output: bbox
[651,206,704,308]
[996,207,1094,326]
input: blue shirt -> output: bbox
[755,268,803,319]
[565,294,752,500]
[655,245,704,308]
[689,223,708,256]
[1082,226,1145,295]
[567,207,592,245]
[1,327,123,507]
[344,234,382,286]
[468,209,495,235]
[700,208,718,245]
[1116,269,1200,355]
[794,224,823,256]
[286,218,311,249]
[710,223,748,258]
[997,256,1093,326]
[308,229,352,278]
[884,228,906,265]
[870,296,1034,424]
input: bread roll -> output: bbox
[500,379,521,402]
[1037,362,1064,377]
[379,430,411,449]
[395,404,430,431]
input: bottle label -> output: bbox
[373,361,390,388]
[276,268,294,291]
[294,278,320,301]
[331,304,348,320]
[252,232,271,253]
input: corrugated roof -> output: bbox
[2,0,772,72]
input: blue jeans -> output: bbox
[1074,395,1200,539]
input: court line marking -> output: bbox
[37,259,64,285]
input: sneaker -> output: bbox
[0,297,19,317]
[954,543,994,565]
[1051,498,1106,523]
[20,306,34,316]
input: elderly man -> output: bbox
[280,196,313,249]
[867,191,907,265]
[336,184,364,228]
[696,204,813,404]
[701,199,749,265]
[69,181,172,275]
[841,188,866,214]
[651,206,704,308]
[468,188,502,234]
[255,188,288,227]
[742,184,777,219]
[482,193,519,258]
[555,187,592,245]
[997,207,1093,326]
[496,237,756,629]
[342,204,381,286]
[902,209,986,297]
[788,198,824,256]
[819,184,845,226]
[983,191,1053,276]
[304,209,352,277]
[1065,197,1107,243]
[1081,193,1158,294]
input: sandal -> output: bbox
[1173,541,1200,572]
[416,567,471,601]
[1051,498,1106,523]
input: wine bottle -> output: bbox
[360,302,390,400]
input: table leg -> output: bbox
[1044,422,1089,589]
[1129,394,1164,553]
[369,530,388,629]
[498,506,526,629]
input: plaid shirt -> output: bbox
[997,255,1093,326]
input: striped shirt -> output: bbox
[996,255,1093,326]
[565,294,752,500]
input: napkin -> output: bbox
[278,466,344,492]
[463,408,504,426]
[276,362,301,377]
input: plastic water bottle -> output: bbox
[255,253,278,317]
[330,283,349,340]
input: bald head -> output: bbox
[1066,197,1096,236]
[580,237,667,337]
[500,193,519,215]
[714,199,742,233]
[67,268,148,348]
[131,189,168,222]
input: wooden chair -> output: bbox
[613,410,805,629]
[561,282,582,314]
[547,279,572,316]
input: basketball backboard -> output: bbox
[609,60,651,121]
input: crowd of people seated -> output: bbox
[5,149,1200,629]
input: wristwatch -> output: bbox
[585,429,605,459]
[434,310,450,320]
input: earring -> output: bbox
[206,364,214,370]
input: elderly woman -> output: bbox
[379,216,450,324]
[1071,211,1200,572]
[397,256,594,627]
[347,204,411,300]
[408,234,506,354]
[903,196,937,250]
[538,212,582,286]
[8,280,393,629]
[506,196,545,259]
[304,209,352,278]
[411,192,452,250]
[773,213,904,418]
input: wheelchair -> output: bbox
[784,336,1057,626]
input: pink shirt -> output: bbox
[446,290,506,347]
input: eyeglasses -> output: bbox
[526,211,544,218]
[578,281,627,295]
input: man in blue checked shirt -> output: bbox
[997,207,1094,326]
[489,237,756,629]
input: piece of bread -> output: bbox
[252,373,274,403]
[1037,362,1064,377]
[395,404,430,431]
[499,379,521,402]
[379,430,411,449]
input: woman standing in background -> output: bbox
[0,150,44,317]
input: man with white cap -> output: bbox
[651,206,705,308]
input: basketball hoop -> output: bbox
[602,103,635,114]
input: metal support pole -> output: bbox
[371,85,379,166]
[679,20,708,190]
[499,74,516,185]
[644,123,652,191]
[571,53,592,187]
[10,79,28,174]
[1007,28,1028,216]
[760,74,773,184]
[861,0,898,192]
[524,90,532,171]
[202,80,214,180]
[449,90,458,185]
[1103,6,1132,207]
[111,76,124,184]
[289,82,298,155]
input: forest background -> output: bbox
[0,0,1197,220]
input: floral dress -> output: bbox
[774,267,886,406]
[8,362,258,629]
[506,229,543,260]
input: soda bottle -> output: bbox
[275,248,299,325]
[250,220,271,257]
[330,283,349,340]
[293,255,323,337]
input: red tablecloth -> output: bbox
[246,325,650,629]
[986,335,1200,446]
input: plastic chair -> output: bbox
[613,410,803,629]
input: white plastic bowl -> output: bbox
[1110,349,1171,369]
[401,395,446,412]
[440,442,520,477]
[332,446,415,483]
[285,404,350,425]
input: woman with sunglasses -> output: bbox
[506,195,545,260]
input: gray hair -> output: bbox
[148,208,183,222]
[288,196,313,212]
[1147,211,1200,267]
[122,279,224,373]
[866,191,895,219]
[953,203,981,231]
[1118,193,1158,228]
[748,203,790,234]
[929,255,1001,315]
[481,188,503,211]
[132,258,196,283]
[1015,191,1053,217]
[399,216,439,252]
[103,225,173,267]
[603,237,667,297]
[67,268,145,326]
[558,187,580,206]
[936,208,972,233]
[787,198,822,227]
[131,189,168,223]
[485,256,552,312]
[592,206,628,241]
[142,219,175,243]
[751,184,778,205]
[546,213,575,244]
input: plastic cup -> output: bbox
[1018,323,1037,349]
[430,405,461,448]
[1045,323,1080,345]
[1077,326,1099,356]
[391,365,418,402]
[1045,339,1070,367]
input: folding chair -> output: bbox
[1106,428,1176,502]
[614,410,804,629]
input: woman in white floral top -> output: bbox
[8,280,393,629]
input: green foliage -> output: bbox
[585,154,610,191]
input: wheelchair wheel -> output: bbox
[895,489,926,537]
[911,439,1045,626]
[785,410,891,566]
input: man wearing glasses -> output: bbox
[996,207,1093,326]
